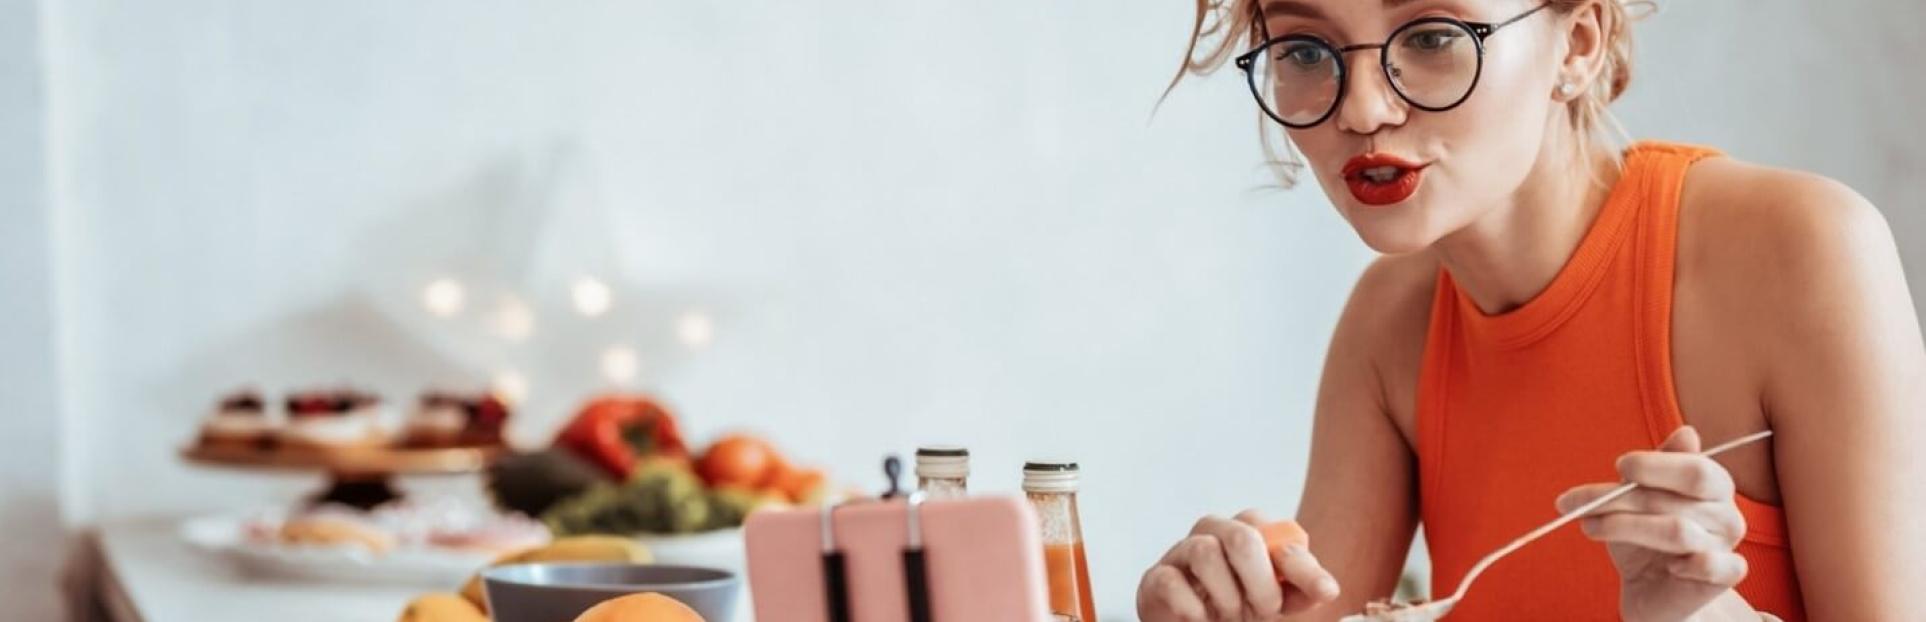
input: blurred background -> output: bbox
[2,1,1922,620]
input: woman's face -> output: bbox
[1263,0,1569,253]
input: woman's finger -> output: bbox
[1557,488,1747,544]
[1580,513,1726,554]
[1615,451,1735,501]
[1275,543,1340,613]
[1668,550,1750,585]
[1659,425,1702,453]
[1171,536,1245,620]
[1215,518,1287,615]
[1139,564,1208,622]
[1554,482,1624,514]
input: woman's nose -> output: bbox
[1333,53,1408,135]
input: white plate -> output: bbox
[179,515,496,586]
[634,528,747,572]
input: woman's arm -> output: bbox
[1747,174,1926,618]
[1135,255,1431,621]
[1291,255,1434,619]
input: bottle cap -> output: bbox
[1022,460,1080,493]
[915,445,971,479]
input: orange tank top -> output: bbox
[1416,142,1805,620]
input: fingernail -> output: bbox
[1316,576,1340,597]
[1580,518,1598,535]
[1283,543,1309,556]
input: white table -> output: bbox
[94,518,752,622]
[96,518,427,622]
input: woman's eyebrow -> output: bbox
[1259,0,1327,20]
[1263,0,1426,19]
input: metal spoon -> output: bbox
[1340,429,1774,622]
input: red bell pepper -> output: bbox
[552,395,689,479]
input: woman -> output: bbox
[1137,0,1926,620]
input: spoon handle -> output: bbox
[1445,429,1774,603]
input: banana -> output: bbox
[397,593,487,622]
[458,536,653,610]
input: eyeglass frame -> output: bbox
[1232,2,1552,129]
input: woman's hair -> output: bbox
[1163,0,1651,187]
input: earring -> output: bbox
[1557,82,1576,98]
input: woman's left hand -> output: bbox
[1555,426,1758,622]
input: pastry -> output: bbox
[280,388,386,451]
[402,391,510,448]
[278,511,396,554]
[198,390,275,450]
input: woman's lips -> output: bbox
[1341,153,1428,206]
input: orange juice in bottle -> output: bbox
[1024,460,1096,622]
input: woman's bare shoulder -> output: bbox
[1680,157,1892,279]
[1679,155,1914,392]
[1339,252,1438,346]
[1329,252,1439,402]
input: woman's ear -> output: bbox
[1555,0,1614,101]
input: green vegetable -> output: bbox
[542,461,727,536]
[486,448,607,518]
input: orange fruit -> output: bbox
[572,592,704,622]
[769,467,826,503]
[696,434,777,488]
[397,593,486,622]
[756,453,795,489]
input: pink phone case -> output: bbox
[744,496,1052,622]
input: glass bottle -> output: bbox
[1024,460,1095,622]
[914,445,970,498]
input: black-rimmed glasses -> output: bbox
[1233,3,1550,128]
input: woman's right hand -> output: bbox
[1136,510,1342,621]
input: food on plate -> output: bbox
[541,459,716,536]
[766,465,829,504]
[278,511,397,554]
[403,391,511,448]
[485,394,830,538]
[240,497,549,563]
[456,535,654,611]
[198,389,275,450]
[485,448,607,518]
[280,388,386,451]
[695,434,777,489]
[553,395,689,479]
[1338,599,1438,622]
[572,592,705,622]
[396,593,488,622]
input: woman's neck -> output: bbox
[1432,137,1621,315]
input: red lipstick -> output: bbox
[1341,153,1428,206]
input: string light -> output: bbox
[571,277,611,317]
[600,346,639,384]
[421,278,465,317]
[676,311,714,349]
[491,296,535,342]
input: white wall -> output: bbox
[41,2,1364,617]
[1,0,64,618]
[24,1,1926,620]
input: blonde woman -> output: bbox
[1137,0,1925,620]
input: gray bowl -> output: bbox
[482,562,739,622]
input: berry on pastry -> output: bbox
[198,389,276,450]
[280,388,386,451]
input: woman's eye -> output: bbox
[1278,44,1329,68]
[1404,28,1463,52]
